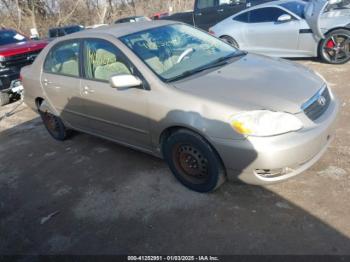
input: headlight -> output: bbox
[230,110,303,137]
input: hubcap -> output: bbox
[323,34,350,63]
[173,144,209,184]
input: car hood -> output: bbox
[0,40,48,58]
[173,54,325,114]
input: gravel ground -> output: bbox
[0,59,349,255]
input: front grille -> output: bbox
[302,86,331,121]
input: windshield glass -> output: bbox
[280,1,306,18]
[0,30,27,46]
[120,24,238,81]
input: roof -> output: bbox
[63,20,176,39]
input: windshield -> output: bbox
[0,30,27,46]
[280,1,306,18]
[120,24,238,81]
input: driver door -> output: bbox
[242,7,300,56]
[79,38,152,150]
[304,0,329,39]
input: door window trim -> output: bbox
[43,39,83,79]
[81,38,149,90]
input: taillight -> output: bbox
[209,30,215,35]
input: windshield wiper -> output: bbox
[166,51,247,83]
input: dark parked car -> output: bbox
[115,16,151,24]
[48,25,84,38]
[0,29,48,106]
[163,0,273,31]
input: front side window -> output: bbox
[83,39,132,82]
[0,30,27,46]
[120,24,239,82]
[197,0,216,9]
[249,7,288,23]
[44,41,80,77]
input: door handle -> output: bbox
[217,8,224,12]
[83,86,95,94]
[195,12,202,16]
[43,79,53,85]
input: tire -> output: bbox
[0,92,10,106]
[162,129,226,193]
[220,36,239,49]
[319,29,350,64]
[39,109,68,141]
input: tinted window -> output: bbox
[83,39,131,82]
[44,41,80,77]
[280,1,305,18]
[249,7,288,23]
[0,30,27,46]
[234,11,249,22]
[197,0,215,9]
[64,26,83,35]
[219,0,246,6]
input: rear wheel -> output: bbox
[0,92,10,106]
[162,129,226,193]
[39,109,68,141]
[220,36,239,49]
[319,29,350,64]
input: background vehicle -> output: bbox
[210,0,350,64]
[152,12,170,20]
[162,0,273,30]
[48,25,84,38]
[22,21,337,192]
[115,16,151,24]
[0,29,47,106]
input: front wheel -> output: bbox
[319,29,350,64]
[162,129,226,193]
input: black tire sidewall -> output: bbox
[319,29,350,64]
[163,130,224,193]
[39,110,67,141]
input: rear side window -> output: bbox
[44,41,80,77]
[249,7,288,23]
[197,0,216,9]
[234,11,250,22]
[83,39,132,82]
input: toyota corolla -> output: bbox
[21,21,338,192]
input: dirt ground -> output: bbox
[0,59,349,255]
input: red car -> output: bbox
[0,29,48,106]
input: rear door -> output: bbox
[216,0,247,23]
[194,0,221,30]
[304,0,329,39]
[41,40,84,127]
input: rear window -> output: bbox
[0,30,27,46]
[197,0,216,9]
[279,1,305,18]
[234,11,250,22]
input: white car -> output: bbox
[209,0,350,64]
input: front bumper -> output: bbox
[211,98,339,185]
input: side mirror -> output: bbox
[109,74,143,90]
[277,14,292,23]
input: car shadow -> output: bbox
[0,98,349,255]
